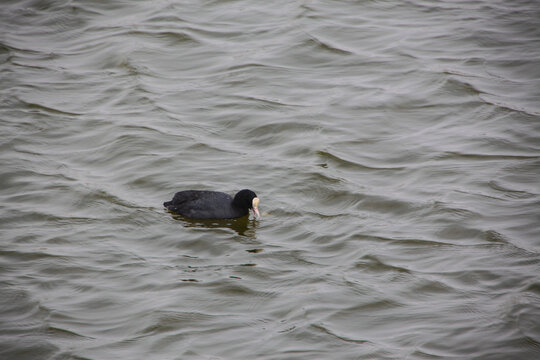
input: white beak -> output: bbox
[252,197,260,219]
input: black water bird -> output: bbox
[163,189,260,219]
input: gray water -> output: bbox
[1,0,539,359]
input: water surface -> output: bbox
[1,0,539,359]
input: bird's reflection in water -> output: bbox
[170,213,258,238]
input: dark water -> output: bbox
[1,0,539,359]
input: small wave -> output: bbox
[480,94,540,116]
[355,254,412,274]
[304,33,356,56]
[317,150,406,171]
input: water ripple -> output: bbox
[1,0,539,359]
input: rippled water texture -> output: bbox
[1,0,539,359]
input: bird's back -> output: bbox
[164,190,243,219]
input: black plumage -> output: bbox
[164,189,259,219]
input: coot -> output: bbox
[163,189,260,219]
